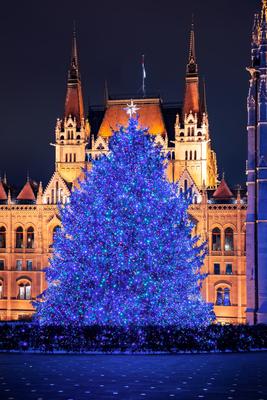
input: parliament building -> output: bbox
[1,1,267,325]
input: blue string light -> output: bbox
[34,115,214,327]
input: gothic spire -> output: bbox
[186,16,198,76]
[183,18,200,117]
[64,26,85,127]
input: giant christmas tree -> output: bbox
[35,102,214,327]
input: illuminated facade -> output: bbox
[0,22,247,323]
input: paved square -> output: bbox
[0,352,266,399]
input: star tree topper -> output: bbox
[124,99,139,117]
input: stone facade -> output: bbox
[0,19,249,323]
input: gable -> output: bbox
[43,172,71,205]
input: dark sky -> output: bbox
[0,0,260,188]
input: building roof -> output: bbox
[0,181,7,200]
[17,180,36,201]
[98,98,167,137]
[212,178,234,199]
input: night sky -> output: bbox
[0,0,260,189]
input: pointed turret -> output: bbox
[64,27,85,127]
[0,179,7,201]
[183,20,200,117]
[212,178,233,200]
[17,180,36,201]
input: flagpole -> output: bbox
[142,54,146,98]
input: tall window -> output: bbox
[26,227,34,249]
[190,150,192,160]
[224,288,231,305]
[0,260,4,270]
[225,228,234,251]
[216,288,223,305]
[18,282,31,300]
[26,260,33,271]
[212,228,221,251]
[185,151,188,160]
[15,227,23,249]
[194,150,197,160]
[226,263,233,274]
[0,281,3,299]
[0,227,6,248]
[16,260,22,271]
[184,179,188,192]
[214,263,220,275]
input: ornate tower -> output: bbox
[246,0,267,324]
[55,29,90,183]
[173,22,217,188]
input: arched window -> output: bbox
[71,131,74,140]
[197,131,202,136]
[0,227,6,248]
[194,150,197,160]
[190,151,192,160]
[224,288,231,305]
[18,282,31,300]
[216,286,231,306]
[0,280,3,299]
[26,227,34,249]
[185,151,188,160]
[216,288,223,305]
[50,225,61,248]
[184,179,188,192]
[60,135,64,141]
[73,154,76,162]
[65,154,68,162]
[191,127,194,136]
[69,154,72,162]
[212,228,221,251]
[15,227,23,249]
[76,135,81,140]
[180,132,184,137]
[187,128,190,135]
[224,228,234,251]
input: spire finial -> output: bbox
[71,21,78,71]
[27,170,30,182]
[187,17,198,75]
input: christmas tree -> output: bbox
[34,102,214,327]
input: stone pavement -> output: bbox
[0,352,266,399]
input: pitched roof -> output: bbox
[17,181,36,201]
[212,178,234,199]
[98,98,167,137]
[0,181,7,200]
